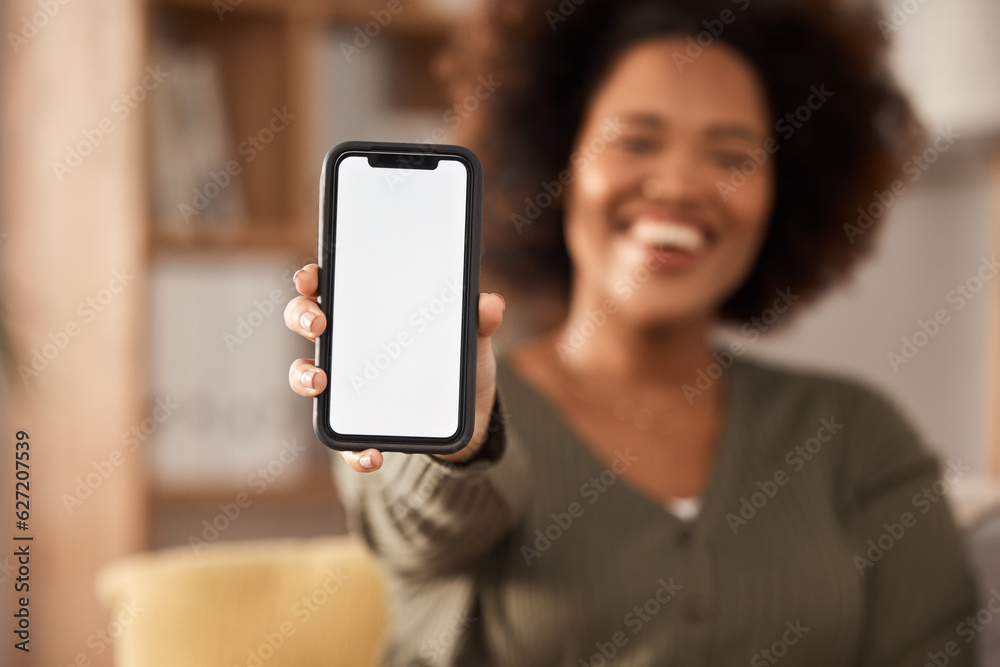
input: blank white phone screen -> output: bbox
[329,154,468,438]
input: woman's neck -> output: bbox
[548,293,721,394]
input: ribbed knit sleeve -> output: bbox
[331,379,531,579]
[843,385,978,666]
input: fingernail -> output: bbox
[293,269,305,283]
[301,371,315,388]
[300,312,316,332]
[360,453,374,469]
[494,293,505,310]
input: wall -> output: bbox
[730,141,997,470]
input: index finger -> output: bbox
[292,264,320,299]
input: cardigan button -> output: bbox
[681,595,709,623]
[675,527,693,548]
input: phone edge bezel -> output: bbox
[311,140,483,455]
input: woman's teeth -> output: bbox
[630,219,707,253]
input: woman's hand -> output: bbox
[285,263,506,473]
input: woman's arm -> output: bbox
[331,381,531,579]
[844,389,978,666]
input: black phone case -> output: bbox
[312,141,483,454]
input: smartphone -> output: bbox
[313,141,483,454]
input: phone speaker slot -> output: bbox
[366,153,441,170]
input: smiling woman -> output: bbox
[449,0,924,327]
[559,38,776,329]
[284,0,979,665]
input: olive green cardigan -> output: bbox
[332,350,977,666]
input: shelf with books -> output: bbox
[146,0,459,259]
[147,3,298,238]
[142,0,467,520]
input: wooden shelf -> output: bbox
[151,0,455,35]
[151,465,342,506]
[150,0,294,17]
[146,0,455,258]
[311,0,454,36]
[150,222,316,255]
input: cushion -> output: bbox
[95,536,388,667]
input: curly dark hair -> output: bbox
[442,0,924,330]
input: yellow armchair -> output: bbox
[94,479,1000,666]
[95,536,389,667]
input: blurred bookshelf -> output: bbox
[149,223,315,255]
[143,0,472,547]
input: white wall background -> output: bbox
[733,0,999,470]
[730,143,996,469]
